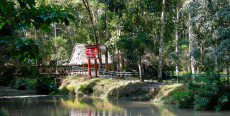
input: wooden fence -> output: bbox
[166,73,229,84]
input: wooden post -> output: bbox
[95,59,98,77]
[88,109,91,116]
[83,64,85,72]
[88,59,91,77]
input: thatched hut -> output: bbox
[69,43,112,67]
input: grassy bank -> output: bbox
[151,84,185,104]
[59,76,131,98]
[59,75,188,103]
[107,82,153,100]
[59,75,153,100]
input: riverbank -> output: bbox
[59,75,139,98]
[0,75,185,103]
[2,75,229,111]
[59,75,181,102]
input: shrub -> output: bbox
[35,75,59,94]
[0,109,8,116]
[177,74,230,111]
[10,78,37,90]
[27,79,37,90]
[50,86,70,95]
[14,78,30,90]
[174,88,194,108]
[0,66,16,86]
[60,86,70,95]
[79,84,94,95]
[78,80,99,95]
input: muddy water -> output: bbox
[0,96,230,116]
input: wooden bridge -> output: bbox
[36,66,73,76]
[14,65,155,84]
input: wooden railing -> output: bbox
[35,66,72,76]
[166,73,229,84]
[98,70,155,81]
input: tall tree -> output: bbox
[94,1,103,69]
[82,0,98,43]
[105,3,109,70]
[175,3,179,75]
[158,0,166,81]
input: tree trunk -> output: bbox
[139,60,143,82]
[198,43,203,73]
[158,0,165,82]
[117,27,122,72]
[34,28,37,41]
[117,50,120,72]
[95,1,102,70]
[112,45,115,71]
[119,50,123,72]
[105,47,108,70]
[54,23,58,66]
[227,63,229,85]
[189,12,195,75]
[105,4,109,70]
[82,0,98,43]
[175,6,179,76]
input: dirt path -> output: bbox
[0,86,36,97]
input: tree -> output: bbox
[0,0,74,82]
[158,0,166,81]
[82,0,98,43]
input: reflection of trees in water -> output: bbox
[1,97,230,116]
[155,104,230,116]
[0,96,70,116]
[0,96,185,116]
[109,100,161,116]
[0,109,8,116]
[69,108,124,116]
[62,97,125,116]
[63,98,161,116]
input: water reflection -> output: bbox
[0,96,230,116]
[61,97,160,116]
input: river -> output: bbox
[0,96,230,116]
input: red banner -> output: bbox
[85,44,99,59]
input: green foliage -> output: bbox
[99,0,126,17]
[0,0,75,33]
[14,78,30,90]
[60,86,70,95]
[10,78,37,90]
[173,85,194,108]
[116,32,153,71]
[0,109,8,116]
[27,79,37,90]
[42,36,72,64]
[78,80,98,95]
[79,84,94,95]
[0,0,75,66]
[0,66,16,86]
[49,85,70,95]
[35,75,59,94]
[177,74,230,111]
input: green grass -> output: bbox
[151,84,185,104]
[60,75,187,102]
[59,76,130,98]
